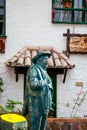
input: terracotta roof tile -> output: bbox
[5,46,75,69]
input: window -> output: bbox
[52,0,87,24]
[0,0,6,36]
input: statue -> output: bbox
[22,51,53,130]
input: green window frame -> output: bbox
[52,0,87,24]
[0,0,6,37]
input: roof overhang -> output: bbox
[5,46,75,83]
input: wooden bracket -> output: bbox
[15,68,19,82]
[63,68,67,83]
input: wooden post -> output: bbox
[63,28,70,57]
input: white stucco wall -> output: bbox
[0,0,87,117]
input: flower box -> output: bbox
[0,37,6,53]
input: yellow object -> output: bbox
[1,113,26,123]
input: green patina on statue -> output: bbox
[22,51,53,130]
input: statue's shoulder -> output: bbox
[27,65,40,75]
[29,64,39,71]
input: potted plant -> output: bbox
[62,0,72,8]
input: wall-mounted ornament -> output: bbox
[0,37,6,53]
[69,36,87,53]
[63,29,87,57]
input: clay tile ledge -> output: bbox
[5,46,75,69]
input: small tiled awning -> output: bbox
[5,46,74,68]
[5,46,75,83]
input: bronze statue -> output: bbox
[22,51,53,130]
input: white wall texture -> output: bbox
[0,0,87,117]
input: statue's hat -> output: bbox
[32,51,51,63]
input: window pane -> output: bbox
[54,0,63,8]
[73,0,82,22]
[74,0,82,8]
[54,10,72,22]
[0,15,4,20]
[0,0,4,20]
[0,9,4,14]
[0,0,4,6]
[84,0,87,8]
[74,11,82,22]
[85,11,87,22]
[0,0,5,35]
[0,22,3,35]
